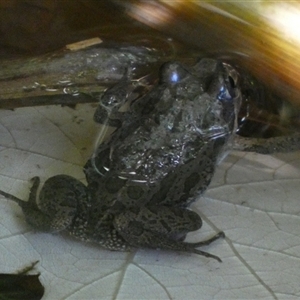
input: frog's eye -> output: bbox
[159,62,188,84]
[217,66,239,101]
[217,82,234,101]
[228,75,236,89]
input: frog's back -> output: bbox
[85,58,240,208]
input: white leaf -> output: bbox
[0,105,299,299]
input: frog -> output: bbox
[1,58,299,263]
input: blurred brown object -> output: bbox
[0,0,64,54]
[112,1,300,109]
[0,0,300,112]
[0,0,166,56]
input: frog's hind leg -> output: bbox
[0,175,88,233]
[0,177,54,231]
[114,205,224,262]
[36,175,88,232]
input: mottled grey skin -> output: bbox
[1,58,299,262]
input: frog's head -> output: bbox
[157,58,241,140]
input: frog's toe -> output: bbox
[193,231,225,247]
[186,231,225,262]
[30,176,40,183]
[0,189,23,205]
[193,249,222,262]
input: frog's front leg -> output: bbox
[93,75,139,128]
[114,206,225,262]
[0,175,88,232]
